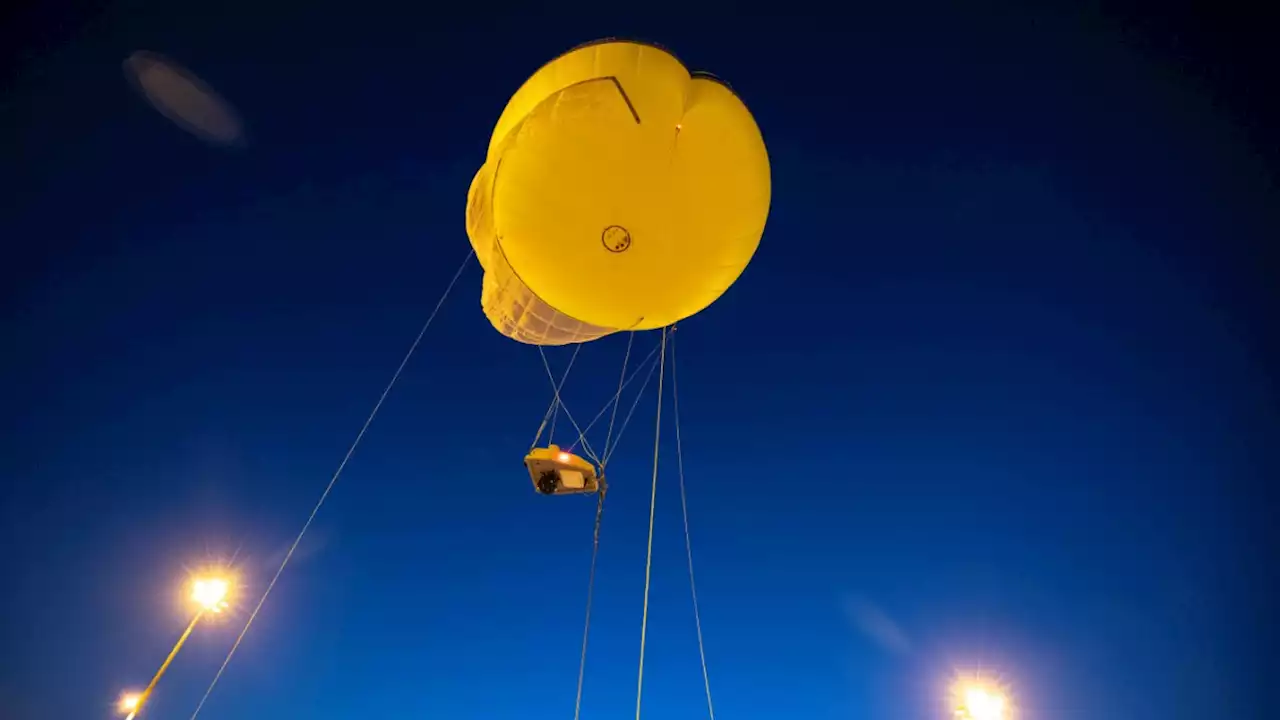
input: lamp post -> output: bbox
[119,576,232,719]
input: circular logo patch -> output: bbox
[601,225,632,253]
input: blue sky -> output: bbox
[2,4,1275,719]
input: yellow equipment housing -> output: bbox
[525,444,601,496]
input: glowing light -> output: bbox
[558,452,571,463]
[951,674,1012,720]
[191,577,230,612]
[962,687,1006,719]
[117,692,142,714]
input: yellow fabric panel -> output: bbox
[467,39,771,343]
[477,255,617,346]
[465,159,496,269]
[487,41,689,162]
[469,141,617,345]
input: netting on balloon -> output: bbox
[479,262,616,346]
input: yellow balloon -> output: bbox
[466,39,771,345]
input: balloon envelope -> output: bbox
[466,39,771,346]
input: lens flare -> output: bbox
[951,673,1014,720]
[191,576,231,612]
[117,691,142,714]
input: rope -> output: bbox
[537,345,601,465]
[599,332,635,466]
[187,249,474,720]
[635,326,669,720]
[549,381,561,445]
[571,484,607,720]
[569,337,661,457]
[671,334,716,720]
[530,344,582,450]
[569,331,639,720]
[601,353,662,467]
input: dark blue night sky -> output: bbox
[2,4,1276,719]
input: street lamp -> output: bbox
[117,691,142,715]
[191,577,231,613]
[951,674,1012,720]
[118,572,235,719]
